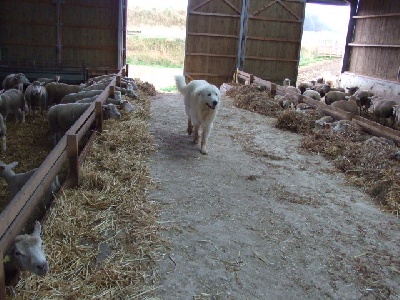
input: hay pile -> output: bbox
[226,85,283,117]
[10,87,165,299]
[227,83,400,213]
[0,114,55,211]
[136,79,157,96]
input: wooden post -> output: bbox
[341,0,358,73]
[116,75,121,87]
[67,134,79,187]
[95,101,103,134]
[125,64,128,77]
[109,85,115,99]
[271,83,277,97]
[0,250,6,300]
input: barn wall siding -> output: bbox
[184,0,305,87]
[345,0,400,82]
[0,0,126,83]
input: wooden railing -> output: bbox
[234,69,400,146]
[0,64,129,298]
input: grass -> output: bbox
[160,85,178,92]
[299,46,337,67]
[127,36,184,68]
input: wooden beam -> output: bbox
[187,32,238,39]
[341,0,357,73]
[189,11,240,18]
[353,13,400,19]
[247,36,301,43]
[245,56,298,62]
[186,53,236,58]
[348,43,400,48]
[67,134,79,187]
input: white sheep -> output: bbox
[314,116,334,130]
[47,102,121,145]
[76,96,134,112]
[82,84,137,98]
[0,89,26,123]
[5,221,49,276]
[2,73,30,90]
[303,90,321,101]
[0,161,38,199]
[60,90,104,104]
[24,81,48,118]
[45,82,84,106]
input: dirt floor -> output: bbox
[147,60,400,299]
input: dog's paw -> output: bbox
[200,148,208,155]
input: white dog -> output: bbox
[175,75,221,155]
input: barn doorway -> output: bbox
[126,1,187,91]
[297,2,350,86]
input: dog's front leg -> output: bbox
[187,117,192,135]
[200,125,212,155]
[193,124,200,144]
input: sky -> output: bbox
[128,1,350,24]
[128,0,187,9]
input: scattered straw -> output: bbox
[9,86,165,299]
[227,83,400,213]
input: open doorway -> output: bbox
[297,3,350,86]
[126,0,187,91]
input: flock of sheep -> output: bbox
[0,72,137,279]
[277,76,400,130]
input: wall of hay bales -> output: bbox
[184,0,305,87]
[343,0,400,81]
[0,0,126,82]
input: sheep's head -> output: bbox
[10,221,49,276]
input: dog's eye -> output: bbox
[208,93,211,96]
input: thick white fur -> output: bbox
[175,76,221,154]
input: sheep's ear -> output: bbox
[9,162,18,169]
[32,221,42,236]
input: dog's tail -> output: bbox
[175,75,187,95]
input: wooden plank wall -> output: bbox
[244,0,305,84]
[185,0,243,86]
[347,0,400,81]
[62,0,119,68]
[0,0,124,72]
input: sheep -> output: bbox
[324,91,347,105]
[0,114,6,151]
[47,102,121,145]
[314,116,334,130]
[5,221,49,276]
[331,98,359,115]
[24,81,48,118]
[0,88,26,123]
[372,98,400,127]
[282,78,291,86]
[82,83,137,98]
[351,90,374,115]
[76,97,134,112]
[303,89,321,101]
[331,119,352,132]
[314,83,331,98]
[297,82,312,94]
[394,105,400,126]
[0,161,37,198]
[36,76,60,86]
[45,82,84,106]
[295,103,313,112]
[2,73,30,90]
[60,90,104,104]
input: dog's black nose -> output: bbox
[213,100,218,106]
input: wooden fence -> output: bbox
[235,69,400,146]
[0,64,129,298]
